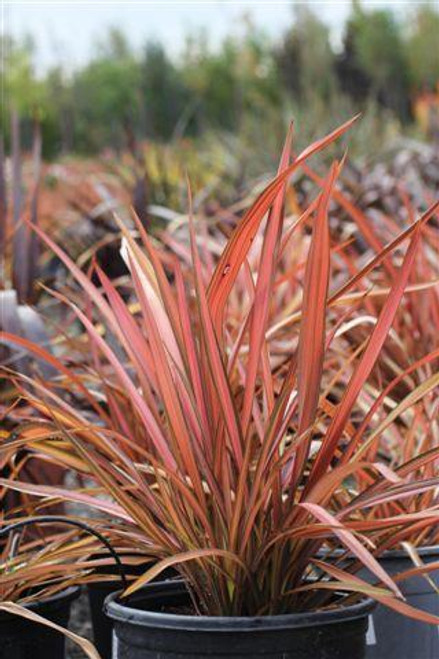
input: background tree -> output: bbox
[276,6,337,104]
[2,36,49,149]
[72,29,141,152]
[345,3,411,121]
[2,4,438,156]
[141,42,192,139]
[406,4,439,91]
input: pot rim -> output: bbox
[22,585,80,611]
[319,544,439,561]
[378,545,439,560]
[105,581,375,632]
[0,585,80,622]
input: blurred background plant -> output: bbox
[1,2,439,163]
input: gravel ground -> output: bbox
[67,590,95,658]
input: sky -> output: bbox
[2,1,420,74]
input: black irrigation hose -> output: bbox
[0,515,128,591]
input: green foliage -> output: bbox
[72,29,142,151]
[141,42,191,138]
[407,4,439,89]
[276,6,336,102]
[1,36,57,156]
[2,5,438,156]
[346,6,410,118]
[353,10,405,86]
[44,67,75,155]
[182,24,282,133]
[2,36,47,118]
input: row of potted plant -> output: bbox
[1,118,438,658]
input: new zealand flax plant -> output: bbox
[325,192,439,553]
[1,118,439,624]
[265,158,439,553]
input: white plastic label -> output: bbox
[366,615,377,646]
[112,629,119,658]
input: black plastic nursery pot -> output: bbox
[0,586,80,659]
[87,553,153,659]
[105,580,375,659]
[365,546,439,659]
[88,578,123,659]
[87,554,176,659]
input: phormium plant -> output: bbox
[1,118,439,625]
